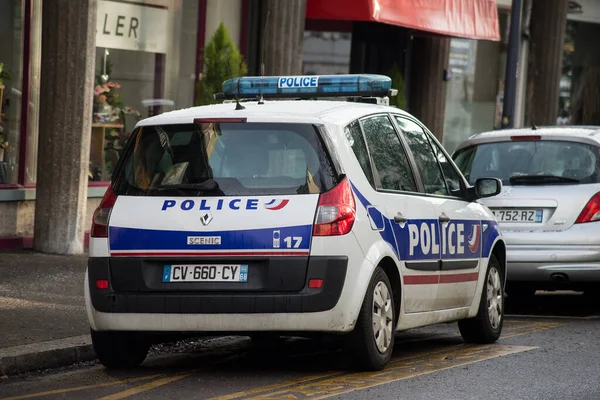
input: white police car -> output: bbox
[85,74,506,371]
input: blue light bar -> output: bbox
[219,74,393,100]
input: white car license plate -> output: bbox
[492,209,543,223]
[162,264,248,283]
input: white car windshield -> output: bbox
[453,140,600,185]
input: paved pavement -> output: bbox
[1,251,599,398]
[0,251,89,348]
[0,291,598,399]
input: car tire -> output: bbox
[458,254,504,344]
[91,329,150,369]
[347,266,396,371]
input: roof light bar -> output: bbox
[217,74,394,100]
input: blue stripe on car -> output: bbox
[350,181,499,259]
[109,225,312,251]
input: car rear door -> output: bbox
[394,116,481,310]
[352,114,441,313]
[105,120,338,293]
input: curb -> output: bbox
[0,335,97,376]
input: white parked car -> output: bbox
[453,126,600,297]
[85,74,506,371]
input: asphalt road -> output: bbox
[1,292,599,400]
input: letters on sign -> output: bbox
[96,0,168,53]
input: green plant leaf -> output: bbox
[386,63,406,110]
[196,22,248,106]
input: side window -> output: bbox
[428,136,464,197]
[360,115,417,192]
[394,116,448,196]
[344,120,375,187]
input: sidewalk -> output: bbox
[0,250,95,375]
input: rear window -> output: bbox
[453,140,600,185]
[112,122,339,196]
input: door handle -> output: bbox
[439,213,450,223]
[394,213,407,224]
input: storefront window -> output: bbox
[0,0,25,185]
[2,0,197,185]
[442,10,510,154]
[2,0,200,186]
[302,31,352,75]
[560,20,600,126]
[85,0,197,182]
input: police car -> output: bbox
[85,74,506,371]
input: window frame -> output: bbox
[423,127,468,197]
[111,122,342,196]
[356,113,422,195]
[390,114,470,201]
[343,119,377,189]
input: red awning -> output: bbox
[306,0,500,41]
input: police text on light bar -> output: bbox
[218,74,394,100]
[278,76,319,88]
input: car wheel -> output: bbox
[458,254,504,343]
[347,266,395,371]
[91,329,150,369]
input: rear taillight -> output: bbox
[91,186,117,238]
[313,178,356,236]
[576,192,600,223]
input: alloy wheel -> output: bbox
[372,281,394,353]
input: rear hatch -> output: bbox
[97,119,341,291]
[453,136,600,232]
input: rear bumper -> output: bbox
[87,256,348,314]
[506,244,600,285]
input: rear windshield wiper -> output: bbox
[509,175,580,185]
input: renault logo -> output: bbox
[200,212,213,226]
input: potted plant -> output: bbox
[386,63,407,110]
[196,23,247,106]
[93,55,124,124]
[94,80,123,124]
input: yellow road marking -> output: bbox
[501,320,564,339]
[213,319,564,400]
[224,345,536,400]
[0,375,161,400]
[215,373,343,400]
[96,373,193,400]
[2,319,566,400]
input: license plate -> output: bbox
[492,209,543,223]
[162,264,248,283]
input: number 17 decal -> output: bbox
[283,236,303,248]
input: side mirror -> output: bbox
[474,178,502,199]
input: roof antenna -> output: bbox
[258,9,271,105]
[530,105,537,130]
[227,60,245,110]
